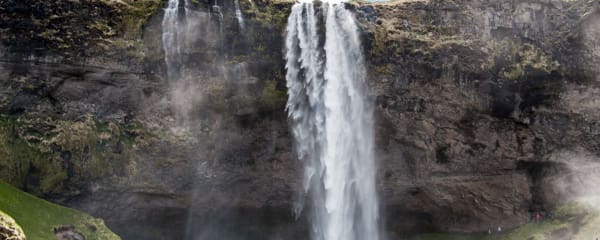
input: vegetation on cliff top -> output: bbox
[0,180,120,240]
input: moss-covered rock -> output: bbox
[241,0,293,30]
[259,80,287,111]
[0,0,163,60]
[0,116,45,189]
[0,210,26,240]
[0,114,149,196]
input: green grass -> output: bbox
[0,181,120,240]
[409,222,568,240]
[409,202,600,240]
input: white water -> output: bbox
[234,0,245,30]
[285,2,380,240]
[162,0,183,79]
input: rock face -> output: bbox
[0,0,599,239]
[360,0,599,233]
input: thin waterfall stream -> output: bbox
[162,0,184,80]
[285,2,380,240]
[234,0,245,30]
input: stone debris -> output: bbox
[53,225,85,240]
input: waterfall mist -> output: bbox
[162,0,228,239]
[161,0,208,130]
[159,0,293,239]
[285,2,381,240]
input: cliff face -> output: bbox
[361,0,600,233]
[0,0,598,239]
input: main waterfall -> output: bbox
[285,2,380,240]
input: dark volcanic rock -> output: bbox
[360,0,599,233]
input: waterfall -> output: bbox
[234,0,245,30]
[162,0,187,80]
[285,2,380,240]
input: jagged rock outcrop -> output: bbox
[0,0,599,239]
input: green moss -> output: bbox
[259,80,288,111]
[0,114,145,195]
[104,0,163,38]
[242,0,292,29]
[0,116,45,188]
[0,181,120,240]
[487,41,560,81]
[495,221,570,240]
[370,26,389,57]
[503,64,525,81]
[45,116,135,183]
[555,201,588,219]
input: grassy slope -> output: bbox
[0,181,120,240]
[409,202,600,240]
[410,222,569,240]
[574,213,600,240]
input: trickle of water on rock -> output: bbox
[285,2,381,240]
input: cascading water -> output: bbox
[285,2,380,240]
[234,0,245,30]
[162,0,184,80]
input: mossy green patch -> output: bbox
[242,0,292,29]
[0,114,143,196]
[0,116,45,189]
[41,115,136,189]
[99,0,162,38]
[0,181,120,240]
[0,0,162,59]
[486,40,560,81]
[259,80,288,111]
[101,0,163,59]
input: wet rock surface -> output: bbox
[0,0,599,239]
